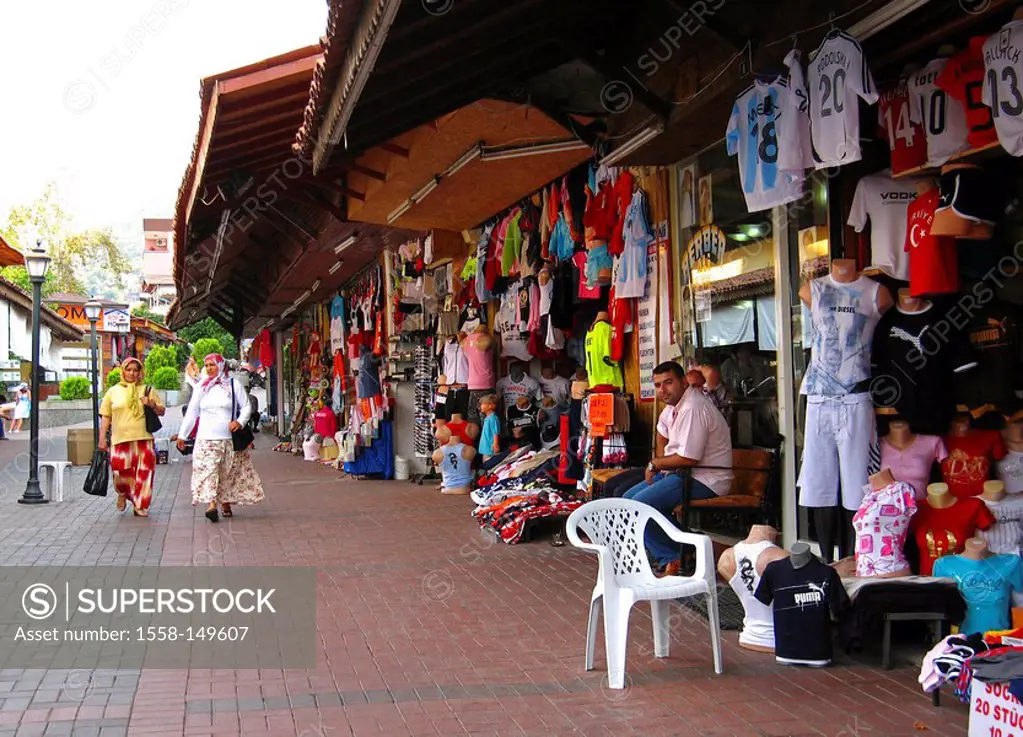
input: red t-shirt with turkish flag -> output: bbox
[937,36,998,149]
[910,497,995,575]
[878,84,927,174]
[904,189,959,297]
[942,430,1007,497]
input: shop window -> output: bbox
[676,142,780,448]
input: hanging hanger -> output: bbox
[791,33,798,51]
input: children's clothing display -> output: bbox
[942,430,1007,497]
[754,558,850,666]
[852,481,917,577]
[879,435,948,499]
[910,498,996,575]
[495,374,541,415]
[933,554,1023,634]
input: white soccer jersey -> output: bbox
[847,170,922,281]
[908,57,969,166]
[807,31,879,168]
[783,49,815,172]
[726,78,805,212]
[982,21,1023,156]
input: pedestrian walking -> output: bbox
[98,357,166,516]
[10,383,30,433]
[177,353,263,522]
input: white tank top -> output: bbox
[728,540,778,650]
[443,340,469,385]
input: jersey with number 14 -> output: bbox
[808,31,879,168]
[726,79,804,212]
[983,21,1023,156]
[877,83,926,174]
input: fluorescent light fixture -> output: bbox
[281,305,294,319]
[480,139,589,161]
[329,260,344,275]
[334,235,356,254]
[443,143,482,176]
[388,200,411,224]
[311,280,321,292]
[267,319,275,327]
[294,290,311,306]
[600,124,665,167]
[847,0,929,40]
[411,176,440,203]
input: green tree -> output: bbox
[143,345,177,378]
[192,338,223,364]
[105,368,122,389]
[0,183,132,295]
[131,304,166,326]
[0,265,58,297]
[178,317,238,359]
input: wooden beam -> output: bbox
[314,179,365,202]
[300,190,347,223]
[345,163,387,182]
[377,142,409,158]
[525,93,601,147]
[566,38,674,121]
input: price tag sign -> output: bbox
[970,681,1023,736]
[588,393,614,438]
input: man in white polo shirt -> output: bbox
[624,362,733,577]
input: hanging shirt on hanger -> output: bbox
[878,82,927,174]
[847,169,922,281]
[908,57,969,167]
[807,30,879,168]
[982,20,1023,157]
[726,77,805,212]
[615,189,654,299]
[585,321,623,388]
[937,36,998,149]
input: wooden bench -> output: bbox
[672,445,780,533]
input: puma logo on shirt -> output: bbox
[890,325,930,354]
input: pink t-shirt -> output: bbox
[462,332,495,390]
[880,435,948,499]
[655,389,733,495]
[853,481,917,577]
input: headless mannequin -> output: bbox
[432,426,476,495]
[718,525,789,653]
[982,480,1007,503]
[1005,422,1023,452]
[886,420,916,450]
[463,324,494,352]
[927,482,956,508]
[962,537,991,561]
[445,412,479,443]
[571,367,589,400]
[897,288,930,314]
[797,259,894,310]
[932,164,993,239]
[869,468,896,489]
[790,541,814,569]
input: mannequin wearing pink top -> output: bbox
[879,421,947,499]
[460,325,495,425]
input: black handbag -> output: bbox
[230,380,254,452]
[83,450,109,496]
[143,386,162,434]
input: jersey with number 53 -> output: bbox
[983,21,1023,156]
[909,58,968,167]
[726,78,805,212]
[808,31,879,169]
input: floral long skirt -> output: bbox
[111,439,155,512]
[190,439,233,505]
[220,450,265,505]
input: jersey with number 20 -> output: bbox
[983,21,1023,156]
[808,31,879,168]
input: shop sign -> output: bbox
[638,242,659,402]
[969,680,1023,736]
[102,308,130,333]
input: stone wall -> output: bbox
[37,399,93,430]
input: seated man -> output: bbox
[624,362,733,577]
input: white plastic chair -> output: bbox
[566,498,723,689]
[39,461,72,502]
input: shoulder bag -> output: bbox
[143,386,162,434]
[230,380,255,452]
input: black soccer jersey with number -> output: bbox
[871,305,978,434]
[754,558,850,666]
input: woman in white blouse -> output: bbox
[177,353,256,522]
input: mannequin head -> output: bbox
[790,542,813,569]
[510,362,526,381]
[926,482,956,509]
[541,365,555,380]
[541,396,556,409]
[982,480,1007,502]
[515,395,532,411]
[963,537,991,560]
[435,425,452,445]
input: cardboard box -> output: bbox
[66,428,95,466]
[319,444,339,461]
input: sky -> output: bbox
[0,0,327,244]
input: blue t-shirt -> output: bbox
[933,554,1023,635]
[438,443,473,490]
[479,413,500,456]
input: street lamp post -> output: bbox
[19,241,51,505]
[84,300,102,446]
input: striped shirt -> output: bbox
[978,496,1023,555]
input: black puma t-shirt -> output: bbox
[956,300,1023,415]
[754,558,850,665]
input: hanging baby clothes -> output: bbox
[615,188,654,299]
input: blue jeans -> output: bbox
[623,472,717,566]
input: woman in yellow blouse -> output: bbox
[98,357,165,516]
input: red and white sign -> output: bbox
[970,681,1023,736]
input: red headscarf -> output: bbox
[200,353,228,396]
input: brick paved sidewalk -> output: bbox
[1,434,970,736]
